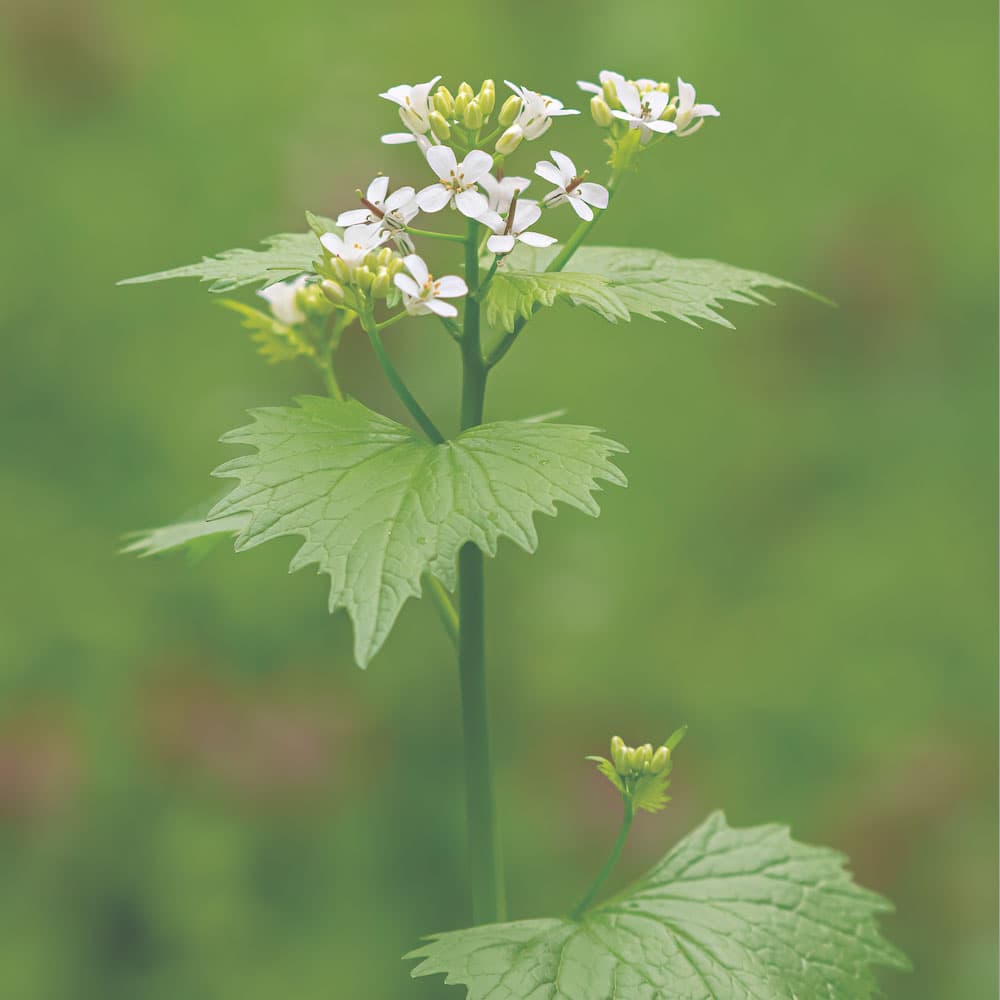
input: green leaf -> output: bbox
[216,299,317,363]
[207,396,627,667]
[490,244,821,331]
[118,230,321,293]
[121,514,249,559]
[485,271,630,332]
[409,811,909,999]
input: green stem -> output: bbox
[484,174,621,369]
[457,216,506,924]
[570,798,634,919]
[319,361,342,400]
[425,576,459,646]
[360,305,445,444]
[405,225,467,244]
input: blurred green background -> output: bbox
[1,0,996,996]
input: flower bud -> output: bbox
[650,746,670,774]
[660,103,677,122]
[463,99,483,130]
[495,124,523,155]
[374,247,395,269]
[354,265,374,291]
[627,746,645,772]
[454,91,469,119]
[429,109,452,140]
[321,279,345,305]
[330,256,352,284]
[433,85,455,118]
[590,95,613,128]
[372,268,392,298]
[457,81,474,102]
[299,283,331,315]
[638,744,653,771]
[610,735,627,773]
[478,79,495,114]
[498,94,521,126]
[602,76,621,109]
[387,255,405,277]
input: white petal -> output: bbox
[693,102,720,118]
[461,150,494,182]
[384,186,416,211]
[503,80,526,99]
[455,188,489,218]
[379,84,411,108]
[320,232,345,255]
[645,91,671,119]
[568,197,594,221]
[517,231,556,248]
[577,182,609,209]
[336,208,371,227]
[435,275,468,297]
[416,184,450,213]
[534,160,563,186]
[513,200,541,230]
[676,78,696,112]
[676,119,705,137]
[381,132,417,144]
[645,119,678,134]
[426,298,458,317]
[394,273,421,297]
[366,176,390,204]
[549,150,576,181]
[487,234,516,254]
[616,81,642,117]
[610,109,637,124]
[478,210,503,234]
[577,80,601,94]
[403,254,429,285]
[426,144,457,180]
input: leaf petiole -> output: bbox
[570,797,634,919]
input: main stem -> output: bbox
[570,798,634,919]
[458,217,506,924]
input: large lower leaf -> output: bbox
[487,244,818,332]
[207,396,627,666]
[118,231,321,292]
[409,811,909,999]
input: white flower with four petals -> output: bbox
[416,147,493,218]
[479,201,557,255]
[337,176,419,253]
[611,79,677,144]
[393,254,468,317]
[380,75,441,145]
[320,223,387,270]
[673,77,720,137]
[478,173,532,214]
[504,81,579,140]
[536,151,609,221]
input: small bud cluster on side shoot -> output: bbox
[587,725,687,815]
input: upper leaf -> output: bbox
[216,299,317,363]
[121,514,249,559]
[409,811,909,999]
[486,244,818,332]
[207,396,627,666]
[118,230,321,293]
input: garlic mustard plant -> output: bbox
[121,68,908,998]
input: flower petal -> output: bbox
[426,298,458,317]
[434,275,468,297]
[577,80,601,94]
[645,119,678,134]
[381,132,417,144]
[403,254,429,285]
[461,149,494,183]
[455,188,489,218]
[549,149,576,181]
[320,232,345,256]
[487,234,516,255]
[478,210,503,233]
[577,182,609,209]
[616,81,642,117]
[534,160,564,186]
[367,176,390,204]
[517,231,557,248]
[426,144,457,180]
[336,208,371,227]
[676,78,696,113]
[416,184,450,213]
[394,273,421,297]
[513,200,541,230]
[693,102,720,118]
[568,197,594,221]
[384,186,416,211]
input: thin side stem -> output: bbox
[457,216,506,924]
[570,798,634,920]
[405,225,467,244]
[360,305,445,444]
[425,575,459,647]
[319,362,343,400]
[484,175,621,369]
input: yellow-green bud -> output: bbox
[650,746,670,774]
[321,279,345,305]
[372,268,392,298]
[433,85,455,118]
[627,746,644,772]
[660,102,677,122]
[374,247,395,269]
[590,95,613,128]
[463,99,483,130]
[387,256,404,277]
[495,124,523,155]
[330,256,352,284]
[478,79,495,114]
[638,744,653,770]
[602,77,621,109]
[354,265,374,291]
[429,109,452,140]
[498,94,521,126]
[454,91,469,118]
[299,283,331,315]
[457,81,474,102]
[610,735,627,772]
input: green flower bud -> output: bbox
[387,256,405,277]
[457,81,474,102]
[330,257,352,284]
[478,79,496,114]
[374,247,395,269]
[650,746,670,774]
[433,85,455,118]
[660,103,677,122]
[498,94,521,127]
[627,746,645,772]
[590,95,613,128]
[321,279,345,305]
[638,743,653,771]
[429,109,452,140]
[299,283,332,316]
[371,268,391,298]
[463,99,483,130]
[610,735,627,773]
[454,91,469,119]
[354,265,374,291]
[602,77,621,109]
[495,124,523,155]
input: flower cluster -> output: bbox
[252,72,718,333]
[587,727,687,814]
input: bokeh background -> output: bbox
[1,0,996,996]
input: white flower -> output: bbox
[337,176,419,252]
[504,81,579,140]
[536,150,609,221]
[480,200,556,255]
[576,70,625,95]
[611,78,677,144]
[673,77,720,137]
[320,223,387,269]
[393,254,468,317]
[478,173,531,213]
[380,75,441,145]
[258,275,309,325]
[416,146,492,218]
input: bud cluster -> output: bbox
[320,246,406,305]
[609,735,672,778]
[427,79,496,142]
